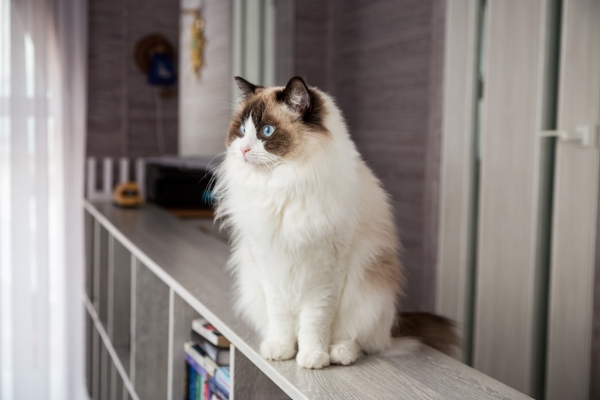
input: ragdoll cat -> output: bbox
[214,76,458,369]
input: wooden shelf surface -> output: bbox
[85,200,530,400]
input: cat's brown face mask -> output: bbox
[226,76,330,166]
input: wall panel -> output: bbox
[473,1,551,396]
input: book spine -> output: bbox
[204,379,211,400]
[188,343,219,374]
[208,377,229,400]
[185,347,217,376]
[195,373,202,400]
[185,354,210,378]
[214,370,230,395]
[188,365,196,400]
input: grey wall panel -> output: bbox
[293,0,331,90]
[86,313,93,399]
[593,224,600,400]
[100,344,111,400]
[111,237,132,373]
[422,0,445,312]
[331,0,442,311]
[92,327,100,399]
[133,261,170,400]
[87,0,179,159]
[276,0,445,312]
[274,0,295,86]
[86,211,94,300]
[99,226,110,326]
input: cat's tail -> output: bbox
[390,312,461,357]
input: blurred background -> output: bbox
[1,0,599,399]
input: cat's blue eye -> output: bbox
[262,125,275,137]
[240,125,246,135]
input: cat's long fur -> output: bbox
[214,76,457,369]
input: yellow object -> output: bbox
[112,182,144,208]
[183,8,205,79]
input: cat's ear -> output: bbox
[282,77,310,114]
[234,76,259,98]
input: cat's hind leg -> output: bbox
[329,275,397,365]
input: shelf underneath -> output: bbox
[84,200,530,400]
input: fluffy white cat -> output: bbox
[214,76,456,369]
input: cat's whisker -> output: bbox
[202,151,227,187]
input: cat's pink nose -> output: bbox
[241,147,250,157]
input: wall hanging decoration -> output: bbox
[134,34,177,155]
[183,7,206,80]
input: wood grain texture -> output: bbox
[86,210,95,300]
[112,365,124,400]
[85,297,141,400]
[101,344,113,400]
[92,326,101,399]
[99,225,110,326]
[474,1,550,395]
[171,292,201,400]
[179,0,232,157]
[111,237,132,373]
[422,0,445,318]
[87,0,179,159]
[280,0,444,311]
[593,173,600,398]
[332,0,441,312]
[233,347,291,400]
[292,0,331,90]
[86,201,530,399]
[436,0,479,361]
[545,0,600,398]
[274,0,295,86]
[133,261,170,400]
[86,313,93,398]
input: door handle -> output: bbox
[539,125,597,148]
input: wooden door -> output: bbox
[545,1,600,398]
[472,1,555,395]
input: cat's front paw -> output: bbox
[296,349,330,369]
[329,341,360,365]
[260,339,297,361]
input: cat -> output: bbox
[214,76,458,369]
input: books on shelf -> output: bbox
[208,374,230,400]
[185,342,218,376]
[215,367,230,395]
[185,319,231,400]
[197,338,230,366]
[192,318,231,348]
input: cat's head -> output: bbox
[226,76,330,168]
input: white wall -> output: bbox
[179,0,233,157]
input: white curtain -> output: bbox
[0,0,87,399]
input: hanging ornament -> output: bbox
[184,8,206,80]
